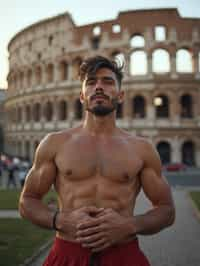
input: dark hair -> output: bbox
[79,55,124,88]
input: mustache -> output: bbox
[90,93,110,101]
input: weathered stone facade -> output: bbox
[0,89,5,153]
[4,8,200,165]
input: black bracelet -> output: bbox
[52,210,59,231]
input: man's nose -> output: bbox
[95,87,104,94]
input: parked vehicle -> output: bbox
[162,163,187,172]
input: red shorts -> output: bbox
[43,237,150,266]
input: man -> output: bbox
[19,56,175,266]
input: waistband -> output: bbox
[53,236,140,256]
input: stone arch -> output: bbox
[33,103,41,122]
[72,57,82,80]
[157,141,171,164]
[25,140,30,160]
[44,101,53,121]
[176,48,193,73]
[152,49,170,73]
[58,100,68,120]
[74,98,83,120]
[154,94,169,118]
[111,51,125,67]
[130,34,145,48]
[132,95,146,118]
[25,105,31,122]
[116,103,123,119]
[130,51,147,75]
[46,63,54,83]
[180,94,193,118]
[35,66,42,85]
[17,106,22,122]
[59,61,68,81]
[181,140,195,166]
[27,69,32,87]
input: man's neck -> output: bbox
[83,112,117,136]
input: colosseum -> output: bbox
[4,8,200,166]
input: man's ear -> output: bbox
[118,90,124,104]
[80,90,84,104]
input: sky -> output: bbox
[0,0,200,88]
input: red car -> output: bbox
[163,163,187,172]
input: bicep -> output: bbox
[140,167,173,207]
[140,141,174,207]
[23,161,56,199]
[22,136,57,199]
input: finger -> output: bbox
[77,232,104,244]
[82,237,107,248]
[92,242,111,252]
[76,225,102,237]
[77,217,105,230]
[82,206,104,215]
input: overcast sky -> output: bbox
[0,0,200,88]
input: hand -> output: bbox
[57,206,104,239]
[76,208,134,252]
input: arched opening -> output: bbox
[58,100,68,121]
[130,51,147,75]
[25,105,31,122]
[152,49,170,73]
[25,140,30,160]
[60,61,68,81]
[116,103,123,119]
[132,96,146,118]
[74,99,83,120]
[33,103,41,122]
[157,141,171,164]
[44,101,53,121]
[130,35,145,48]
[72,57,82,80]
[112,52,125,67]
[35,66,42,85]
[182,141,195,166]
[176,49,193,73]
[46,64,54,83]
[27,69,32,87]
[180,94,193,118]
[154,95,169,118]
[17,107,22,122]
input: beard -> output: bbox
[85,97,118,117]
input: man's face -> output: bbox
[80,68,123,117]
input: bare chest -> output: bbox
[55,137,143,182]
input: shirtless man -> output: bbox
[19,55,175,266]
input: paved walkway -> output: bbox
[1,188,200,266]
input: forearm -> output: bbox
[130,204,175,236]
[19,196,55,230]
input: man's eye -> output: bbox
[104,79,114,84]
[87,80,96,85]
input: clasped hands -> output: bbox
[60,206,135,252]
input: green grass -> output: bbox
[190,191,200,211]
[0,189,57,210]
[0,218,54,266]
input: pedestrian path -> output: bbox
[0,210,20,218]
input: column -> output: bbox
[170,54,178,79]
[171,137,181,163]
[147,54,153,78]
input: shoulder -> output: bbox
[122,132,161,168]
[35,127,80,161]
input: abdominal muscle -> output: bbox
[55,174,140,242]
